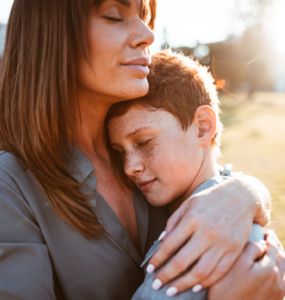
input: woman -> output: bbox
[0,0,283,299]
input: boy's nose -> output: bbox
[124,155,145,177]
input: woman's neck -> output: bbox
[74,87,115,159]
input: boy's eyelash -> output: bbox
[138,139,152,146]
[104,16,123,22]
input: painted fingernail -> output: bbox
[272,231,278,239]
[259,239,266,247]
[166,286,178,297]
[146,264,155,274]
[152,278,163,290]
[158,231,166,241]
[268,230,278,239]
[192,284,203,293]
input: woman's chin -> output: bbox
[120,79,149,100]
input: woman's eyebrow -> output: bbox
[114,0,131,8]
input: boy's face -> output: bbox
[108,105,204,207]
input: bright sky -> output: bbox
[0,0,284,53]
[151,0,241,52]
[0,0,13,24]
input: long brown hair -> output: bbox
[0,0,157,239]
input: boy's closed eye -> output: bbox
[137,138,152,147]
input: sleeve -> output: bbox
[132,224,265,300]
[132,243,207,300]
[0,169,57,299]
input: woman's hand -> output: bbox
[147,176,271,295]
[209,233,285,300]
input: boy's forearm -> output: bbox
[232,175,271,227]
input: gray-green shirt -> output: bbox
[0,147,169,300]
[132,174,265,300]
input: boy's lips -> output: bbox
[136,179,157,192]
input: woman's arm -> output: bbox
[238,175,271,226]
[209,233,285,300]
[0,164,56,299]
[147,176,271,294]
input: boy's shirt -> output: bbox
[132,166,265,300]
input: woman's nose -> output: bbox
[124,155,145,176]
[129,19,155,49]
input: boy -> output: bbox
[105,50,265,299]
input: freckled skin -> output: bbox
[108,105,218,210]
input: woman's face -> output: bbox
[77,0,155,103]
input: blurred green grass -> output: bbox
[218,92,285,246]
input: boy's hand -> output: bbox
[147,176,271,295]
[209,233,285,300]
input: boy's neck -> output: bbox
[170,151,219,212]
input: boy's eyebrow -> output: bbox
[126,127,153,138]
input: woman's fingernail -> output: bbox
[146,264,155,274]
[152,278,163,290]
[158,231,166,241]
[268,230,278,239]
[259,239,266,247]
[192,284,203,293]
[166,286,178,297]
[272,231,278,239]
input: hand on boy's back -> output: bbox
[147,177,267,294]
[209,233,285,300]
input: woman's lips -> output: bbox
[121,57,151,77]
[137,179,157,191]
[122,64,149,76]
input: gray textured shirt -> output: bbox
[132,175,265,300]
[0,147,169,300]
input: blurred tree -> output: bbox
[174,0,276,99]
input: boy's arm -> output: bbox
[146,175,271,295]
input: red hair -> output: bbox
[106,49,222,147]
[105,49,223,184]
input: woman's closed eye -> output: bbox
[104,16,123,22]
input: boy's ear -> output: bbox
[194,105,217,146]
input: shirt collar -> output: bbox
[66,145,95,183]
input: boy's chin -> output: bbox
[145,195,172,207]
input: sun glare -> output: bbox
[267,0,285,54]
[274,2,285,53]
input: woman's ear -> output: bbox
[194,105,217,146]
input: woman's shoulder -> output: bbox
[0,150,29,189]
[0,150,25,170]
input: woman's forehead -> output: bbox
[98,0,141,8]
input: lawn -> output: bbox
[218,92,285,245]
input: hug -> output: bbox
[0,0,284,299]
